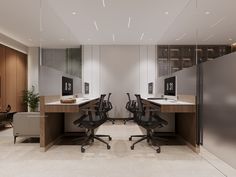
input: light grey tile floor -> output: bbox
[0,122,235,177]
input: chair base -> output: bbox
[129,134,161,153]
[107,117,134,124]
[79,132,112,153]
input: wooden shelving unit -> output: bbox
[157,45,232,76]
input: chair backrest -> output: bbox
[135,94,144,113]
[107,93,112,102]
[126,93,131,102]
[98,94,106,112]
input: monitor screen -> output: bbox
[164,76,176,96]
[62,76,73,96]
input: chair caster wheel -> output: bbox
[81,148,85,153]
[112,121,115,124]
[156,148,161,153]
[131,146,134,150]
[109,137,112,141]
[129,137,132,141]
[124,121,126,124]
[107,145,111,150]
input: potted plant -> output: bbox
[23,86,40,112]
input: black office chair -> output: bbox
[73,94,112,153]
[104,93,114,123]
[129,94,168,153]
[124,93,137,124]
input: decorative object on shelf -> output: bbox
[23,86,40,112]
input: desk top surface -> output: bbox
[45,97,98,106]
[144,98,195,106]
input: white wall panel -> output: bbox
[82,45,156,118]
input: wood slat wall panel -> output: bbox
[5,47,17,111]
[16,52,27,112]
[0,45,6,111]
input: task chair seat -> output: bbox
[73,95,112,153]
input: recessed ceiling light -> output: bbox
[140,33,144,40]
[205,11,210,15]
[102,0,106,7]
[128,17,131,29]
[165,11,169,15]
[112,34,115,41]
[229,38,233,41]
[94,21,99,31]
[72,11,77,15]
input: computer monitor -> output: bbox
[62,76,73,96]
[164,76,176,96]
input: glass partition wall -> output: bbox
[39,0,82,96]
[196,0,236,169]
[39,0,236,168]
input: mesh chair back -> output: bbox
[98,94,106,112]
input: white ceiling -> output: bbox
[0,0,236,47]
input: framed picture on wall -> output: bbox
[85,82,89,94]
[148,82,153,94]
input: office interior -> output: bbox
[0,0,236,176]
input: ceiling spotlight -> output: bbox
[140,33,144,40]
[165,11,169,15]
[205,11,210,15]
[72,11,77,15]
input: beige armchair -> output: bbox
[13,112,40,144]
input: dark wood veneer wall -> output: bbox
[0,44,27,112]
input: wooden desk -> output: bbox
[142,98,198,152]
[40,96,98,151]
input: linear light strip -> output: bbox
[94,21,99,31]
[176,33,186,41]
[128,17,131,28]
[102,0,106,7]
[140,33,144,40]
